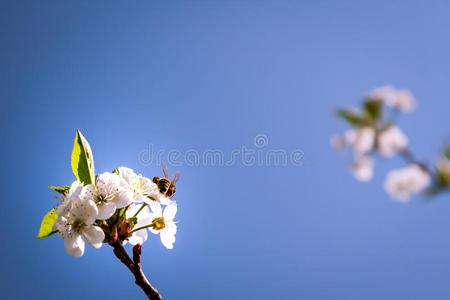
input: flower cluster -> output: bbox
[38,130,179,258]
[331,86,449,202]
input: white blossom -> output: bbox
[54,197,105,257]
[147,201,177,249]
[349,155,374,182]
[384,164,431,202]
[377,126,408,158]
[345,127,375,155]
[81,172,133,220]
[116,166,174,205]
[123,201,177,249]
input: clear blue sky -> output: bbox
[2,1,450,299]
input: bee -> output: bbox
[152,161,180,198]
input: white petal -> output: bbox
[159,196,175,206]
[136,195,150,203]
[70,199,98,225]
[126,204,152,220]
[125,203,139,218]
[96,201,117,220]
[64,234,85,258]
[128,228,148,245]
[163,204,177,221]
[147,200,162,216]
[82,225,105,248]
[80,184,97,202]
[114,189,133,208]
[67,181,83,199]
[54,216,70,237]
[166,221,177,235]
[160,228,175,249]
[56,200,72,217]
[116,166,138,186]
[149,228,159,234]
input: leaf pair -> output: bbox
[337,99,382,127]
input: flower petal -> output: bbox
[64,233,85,258]
[114,189,133,208]
[70,199,98,225]
[166,221,177,235]
[126,204,152,220]
[159,196,175,206]
[163,204,177,221]
[96,201,117,220]
[160,228,175,249]
[67,180,83,199]
[128,228,148,245]
[56,200,72,217]
[80,184,97,202]
[82,225,105,248]
[147,200,162,216]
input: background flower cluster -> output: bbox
[332,86,450,202]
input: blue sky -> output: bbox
[2,0,450,299]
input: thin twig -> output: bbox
[111,242,163,300]
[399,148,431,173]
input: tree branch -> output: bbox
[399,148,431,173]
[111,242,163,300]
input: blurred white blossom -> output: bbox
[349,155,374,181]
[345,127,375,155]
[388,89,416,112]
[367,85,397,103]
[367,85,416,112]
[384,164,431,202]
[377,126,408,158]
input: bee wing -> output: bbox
[171,171,180,183]
[161,161,169,178]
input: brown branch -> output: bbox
[399,148,431,173]
[111,242,163,300]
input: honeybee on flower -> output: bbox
[152,161,180,198]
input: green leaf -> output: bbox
[37,208,58,238]
[364,100,382,121]
[336,109,369,127]
[49,185,70,197]
[71,129,95,185]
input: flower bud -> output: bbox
[133,244,142,264]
